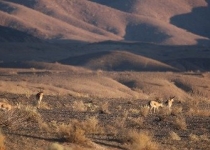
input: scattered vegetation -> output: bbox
[1,91,210,149]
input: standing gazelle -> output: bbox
[149,100,163,113]
[166,96,175,111]
[36,91,44,107]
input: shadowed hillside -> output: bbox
[59,51,177,71]
[171,0,210,39]
[0,26,40,42]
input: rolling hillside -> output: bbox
[0,0,209,45]
[59,50,177,71]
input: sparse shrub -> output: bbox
[139,105,150,117]
[200,134,209,141]
[129,108,140,115]
[122,130,160,150]
[189,133,199,141]
[175,117,187,130]
[40,121,50,132]
[72,101,87,112]
[85,102,98,112]
[56,123,92,147]
[169,131,181,141]
[114,111,128,129]
[48,143,65,150]
[83,116,102,134]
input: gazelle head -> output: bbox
[169,96,175,103]
[36,91,44,100]
[167,96,175,111]
[36,91,44,108]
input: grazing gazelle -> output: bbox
[0,102,12,111]
[149,100,163,113]
[166,96,175,111]
[36,91,44,107]
[0,102,20,111]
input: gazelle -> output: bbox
[36,91,44,107]
[166,96,175,111]
[0,102,20,111]
[0,102,12,111]
[149,100,163,113]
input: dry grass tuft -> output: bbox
[129,108,140,115]
[56,123,91,146]
[200,134,209,141]
[124,130,160,150]
[169,131,181,141]
[114,111,128,129]
[139,105,150,117]
[189,133,199,141]
[175,117,187,130]
[72,101,87,112]
[83,116,103,134]
[0,130,5,150]
[85,102,98,112]
[48,143,65,150]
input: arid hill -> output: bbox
[59,50,177,71]
[0,0,209,45]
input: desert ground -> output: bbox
[1,0,210,150]
[1,43,210,150]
